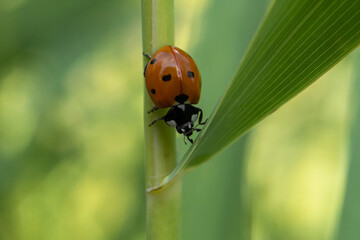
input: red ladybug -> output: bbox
[143,46,206,144]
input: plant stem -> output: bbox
[141,0,181,239]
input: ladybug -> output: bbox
[143,46,206,144]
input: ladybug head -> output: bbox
[164,104,206,144]
[149,104,207,144]
[176,122,195,136]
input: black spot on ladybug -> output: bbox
[162,74,171,81]
[151,89,156,94]
[175,94,189,104]
[150,58,157,64]
[187,71,195,78]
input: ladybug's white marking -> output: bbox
[166,120,176,128]
[191,114,198,123]
[178,104,185,111]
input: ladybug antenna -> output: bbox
[193,122,202,130]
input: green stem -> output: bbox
[141,0,181,239]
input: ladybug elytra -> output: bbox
[143,46,206,144]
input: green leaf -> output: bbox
[151,0,360,190]
[335,51,360,240]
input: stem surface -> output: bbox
[141,0,181,239]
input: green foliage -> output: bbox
[142,0,182,239]
[159,0,360,189]
[180,1,268,239]
[336,53,360,240]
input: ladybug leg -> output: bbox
[183,135,187,145]
[143,52,152,59]
[148,116,164,127]
[147,106,159,114]
[197,109,208,125]
[143,53,152,76]
[143,62,148,77]
[186,136,194,144]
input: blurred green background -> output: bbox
[0,0,358,239]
